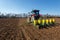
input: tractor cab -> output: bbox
[31,10,40,20]
[31,10,39,16]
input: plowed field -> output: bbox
[0,18,60,40]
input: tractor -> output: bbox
[27,10,55,29]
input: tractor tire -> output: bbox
[27,17,31,23]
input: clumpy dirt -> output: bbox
[0,18,60,40]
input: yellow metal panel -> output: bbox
[34,20,37,26]
[49,19,52,23]
[46,19,49,24]
[52,19,55,23]
[42,19,45,25]
[38,19,41,24]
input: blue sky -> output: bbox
[0,0,60,15]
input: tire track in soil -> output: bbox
[20,26,31,40]
[17,26,29,40]
[26,24,49,40]
[28,24,50,40]
[18,21,35,40]
[21,25,35,40]
[24,25,40,40]
[26,24,42,39]
[19,23,41,40]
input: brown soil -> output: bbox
[0,18,60,40]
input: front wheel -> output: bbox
[27,17,31,23]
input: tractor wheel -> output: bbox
[27,17,31,23]
[31,16,34,23]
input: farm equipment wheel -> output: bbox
[27,17,31,23]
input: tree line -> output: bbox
[0,13,28,18]
[0,12,60,18]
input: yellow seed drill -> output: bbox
[49,19,52,24]
[52,19,55,23]
[42,19,45,25]
[46,19,49,24]
[38,19,41,24]
[34,20,37,26]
